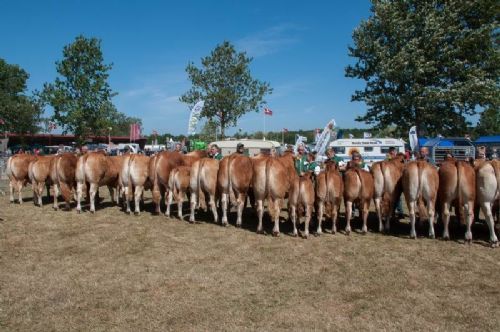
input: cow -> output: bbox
[217,154,253,227]
[371,154,405,232]
[343,166,374,235]
[50,153,78,210]
[189,158,219,223]
[315,161,343,234]
[6,153,36,204]
[296,172,316,238]
[475,160,499,246]
[252,152,299,237]
[402,161,439,239]
[438,160,476,243]
[166,166,191,219]
[149,151,188,215]
[28,155,55,206]
[75,152,125,213]
[121,154,151,215]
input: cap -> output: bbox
[237,143,244,149]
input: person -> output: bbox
[174,143,182,153]
[349,151,368,170]
[286,144,294,153]
[326,148,346,171]
[236,143,245,155]
[294,144,316,176]
[210,144,222,160]
[418,147,430,161]
[405,148,411,160]
[386,147,397,160]
[491,148,498,160]
[477,146,486,160]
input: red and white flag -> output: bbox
[130,123,141,141]
[283,128,288,133]
[264,107,273,116]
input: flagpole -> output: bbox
[263,109,266,141]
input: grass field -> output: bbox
[1,180,499,331]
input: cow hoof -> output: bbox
[134,212,140,216]
[9,199,14,204]
[90,210,95,214]
[429,234,435,239]
[189,220,195,224]
[291,232,298,237]
[53,206,58,211]
[303,234,309,239]
[443,236,450,241]
[490,241,498,248]
[76,209,81,214]
[126,211,131,215]
[272,231,280,237]
[345,230,351,236]
[256,229,264,235]
[465,239,472,245]
[410,235,416,240]
[330,229,336,235]
[235,223,242,228]
[314,232,321,237]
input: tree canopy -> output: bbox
[41,35,119,144]
[346,0,499,136]
[180,41,272,138]
[0,58,43,134]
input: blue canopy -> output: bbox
[475,135,500,144]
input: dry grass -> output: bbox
[1,180,499,331]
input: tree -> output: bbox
[41,35,118,144]
[0,58,43,134]
[109,110,142,137]
[180,41,272,138]
[346,0,499,136]
[475,108,500,136]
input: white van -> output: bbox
[329,138,405,165]
[209,139,282,157]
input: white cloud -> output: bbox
[236,23,305,57]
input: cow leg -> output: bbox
[9,180,15,203]
[331,203,339,234]
[189,192,197,223]
[31,181,38,206]
[177,193,184,220]
[384,200,393,233]
[442,202,451,240]
[209,194,218,223]
[316,201,324,235]
[303,204,311,239]
[481,202,498,247]
[17,181,24,204]
[165,189,173,217]
[46,183,51,199]
[272,199,280,237]
[89,183,98,213]
[464,201,474,244]
[235,193,246,228]
[408,199,417,239]
[375,197,384,232]
[53,183,59,210]
[124,186,132,214]
[221,192,229,226]
[345,201,353,235]
[76,182,83,213]
[289,204,298,237]
[427,201,436,239]
[107,186,115,204]
[256,199,264,234]
[361,200,369,234]
[37,182,44,206]
[134,185,143,216]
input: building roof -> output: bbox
[475,135,500,144]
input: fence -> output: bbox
[0,156,8,180]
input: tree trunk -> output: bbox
[220,113,225,139]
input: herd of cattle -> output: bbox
[5,150,500,246]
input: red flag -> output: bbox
[264,107,272,116]
[283,128,288,133]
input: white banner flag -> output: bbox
[409,126,418,152]
[187,100,204,135]
[363,132,372,138]
[313,118,336,161]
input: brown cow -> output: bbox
[475,160,499,246]
[343,167,374,235]
[166,166,191,219]
[371,154,405,232]
[315,161,343,234]
[438,160,476,242]
[50,153,78,210]
[296,173,315,238]
[6,153,36,204]
[28,155,55,206]
[252,152,299,236]
[402,161,439,239]
[121,154,151,215]
[75,152,125,213]
[217,154,253,227]
[189,158,219,223]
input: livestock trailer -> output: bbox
[209,139,282,157]
[329,138,405,165]
[422,137,475,164]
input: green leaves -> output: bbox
[41,35,118,144]
[346,0,499,136]
[0,58,43,134]
[180,41,272,138]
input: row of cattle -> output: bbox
[5,151,500,245]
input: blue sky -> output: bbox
[0,0,373,136]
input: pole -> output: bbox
[263,110,266,141]
[281,130,284,145]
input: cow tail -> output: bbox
[127,155,134,201]
[456,161,465,224]
[6,156,13,179]
[416,161,424,199]
[354,168,365,197]
[324,168,330,203]
[227,156,233,205]
[196,159,205,208]
[492,160,500,198]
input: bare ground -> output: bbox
[0,181,499,331]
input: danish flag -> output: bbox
[264,107,273,116]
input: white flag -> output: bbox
[313,118,336,161]
[187,100,204,135]
[363,132,372,138]
[408,126,418,152]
